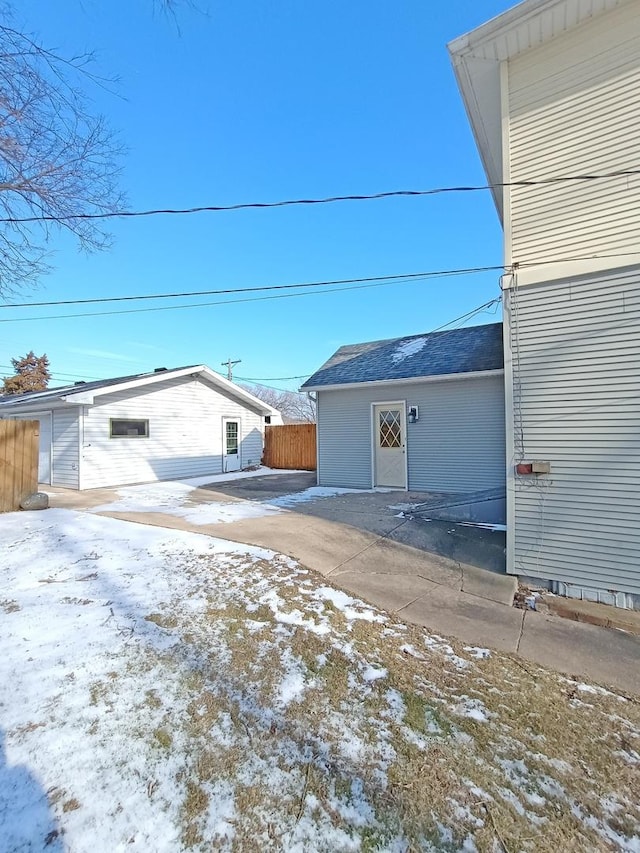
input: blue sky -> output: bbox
[1,0,510,390]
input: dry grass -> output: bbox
[145,612,179,629]
[67,549,640,850]
[195,556,637,848]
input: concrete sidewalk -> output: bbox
[48,483,640,696]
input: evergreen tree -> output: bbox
[2,352,51,395]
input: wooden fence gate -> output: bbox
[262,423,317,471]
[0,419,39,512]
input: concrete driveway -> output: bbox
[47,470,640,695]
[203,472,507,576]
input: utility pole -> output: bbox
[221,357,241,381]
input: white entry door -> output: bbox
[223,419,241,472]
[373,404,407,488]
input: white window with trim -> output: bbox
[109,419,149,438]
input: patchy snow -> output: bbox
[90,478,375,526]
[399,643,426,661]
[88,475,288,524]
[92,491,284,525]
[276,656,307,708]
[0,509,275,852]
[312,587,385,624]
[270,486,366,507]
[458,522,507,532]
[391,337,427,364]
[258,588,332,636]
[362,665,388,683]
[387,501,421,512]
[576,682,618,697]
[1,508,639,852]
[464,647,491,660]
[424,635,470,670]
[46,465,307,504]
[453,698,491,724]
[87,467,303,497]
[0,509,409,850]
[384,689,406,724]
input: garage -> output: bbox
[301,323,506,494]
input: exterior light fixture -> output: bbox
[408,406,419,424]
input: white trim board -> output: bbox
[370,400,408,491]
[66,366,278,415]
[0,365,281,419]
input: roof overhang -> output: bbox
[305,368,504,393]
[0,365,280,417]
[447,0,630,222]
[68,365,280,416]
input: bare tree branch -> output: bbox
[243,385,317,423]
[0,8,125,294]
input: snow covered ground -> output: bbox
[1,509,639,852]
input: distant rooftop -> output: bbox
[301,323,503,390]
[0,365,199,408]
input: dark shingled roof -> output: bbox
[301,322,503,389]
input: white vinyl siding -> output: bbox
[51,409,80,489]
[507,267,640,596]
[80,377,265,489]
[317,375,505,492]
[2,408,78,488]
[507,1,640,267]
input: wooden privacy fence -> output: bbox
[262,423,317,471]
[0,419,39,513]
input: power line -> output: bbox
[2,167,638,224]
[0,267,500,309]
[0,266,501,324]
[4,246,639,318]
[1,245,631,327]
[0,364,103,381]
[236,374,311,383]
[0,298,503,392]
[430,296,502,333]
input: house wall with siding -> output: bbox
[505,267,640,601]
[507,1,640,269]
[316,374,505,492]
[499,5,640,604]
[80,377,266,489]
[0,407,80,489]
